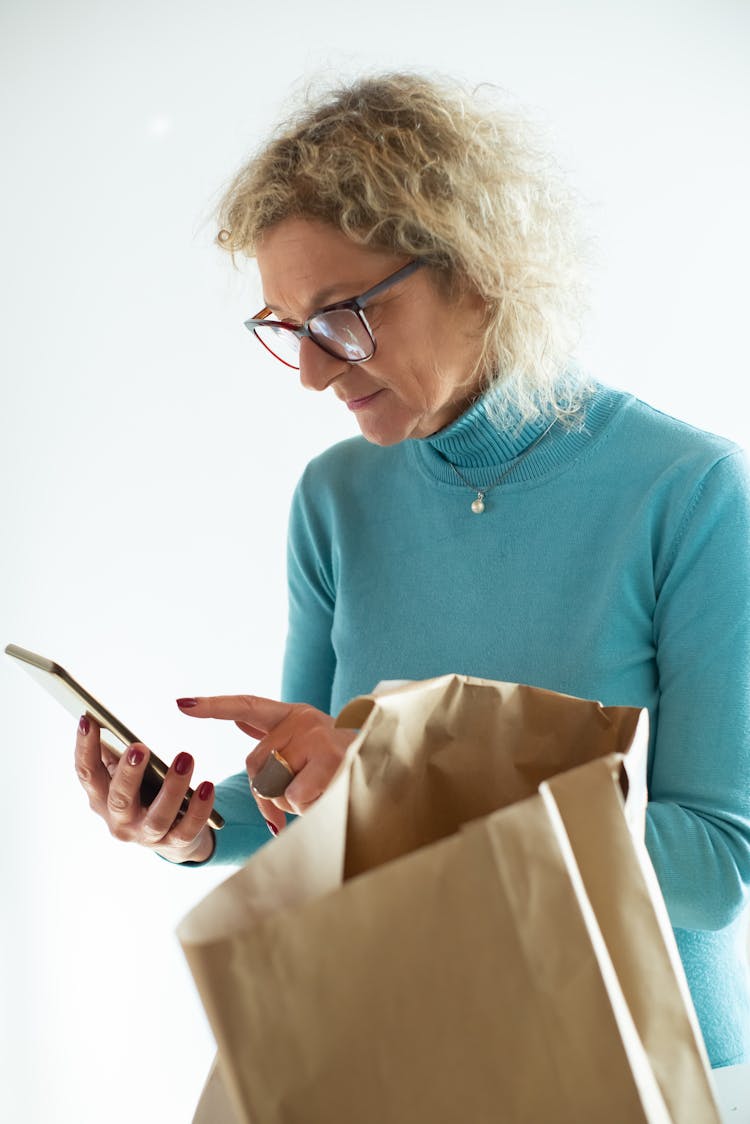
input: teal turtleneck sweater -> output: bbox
[207,380,750,1069]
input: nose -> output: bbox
[298,337,344,392]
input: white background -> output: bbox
[1,1,749,1121]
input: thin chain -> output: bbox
[437,417,557,512]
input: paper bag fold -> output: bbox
[180,675,719,1124]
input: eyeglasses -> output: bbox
[243,259,425,369]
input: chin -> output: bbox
[355,422,406,447]
[352,396,438,445]
[352,399,413,446]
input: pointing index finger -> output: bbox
[176,694,296,735]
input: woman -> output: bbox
[74,72,750,1069]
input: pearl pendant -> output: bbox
[471,494,485,514]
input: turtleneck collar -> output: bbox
[422,391,551,468]
[408,381,623,490]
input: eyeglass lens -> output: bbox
[254,324,301,367]
[254,308,374,368]
[308,309,373,360]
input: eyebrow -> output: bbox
[265,279,370,318]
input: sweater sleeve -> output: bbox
[193,469,337,867]
[203,774,272,865]
[280,467,337,712]
[646,449,750,930]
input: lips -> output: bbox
[346,390,383,411]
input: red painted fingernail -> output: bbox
[266,820,279,836]
[78,715,90,735]
[176,698,198,709]
[198,781,213,801]
[173,752,193,776]
[127,746,144,766]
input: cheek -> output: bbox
[370,305,463,408]
[381,361,434,410]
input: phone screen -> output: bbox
[4,644,224,829]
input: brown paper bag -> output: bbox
[179,675,720,1123]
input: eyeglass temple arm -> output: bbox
[355,260,425,309]
[243,309,306,334]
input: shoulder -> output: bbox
[293,434,406,511]
[610,389,743,469]
[303,433,386,479]
[590,387,750,558]
[584,385,747,503]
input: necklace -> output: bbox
[437,418,557,513]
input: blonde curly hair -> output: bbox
[217,72,592,427]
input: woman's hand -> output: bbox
[74,715,217,863]
[176,695,357,835]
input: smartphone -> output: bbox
[4,643,224,830]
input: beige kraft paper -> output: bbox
[178,675,719,1124]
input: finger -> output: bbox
[264,792,297,815]
[176,694,296,734]
[249,706,336,776]
[160,779,216,853]
[244,707,318,782]
[251,790,287,836]
[75,716,111,807]
[139,752,195,844]
[246,708,338,805]
[285,755,342,814]
[107,743,151,830]
[245,735,293,783]
[235,719,268,741]
[100,740,120,772]
[246,749,296,816]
